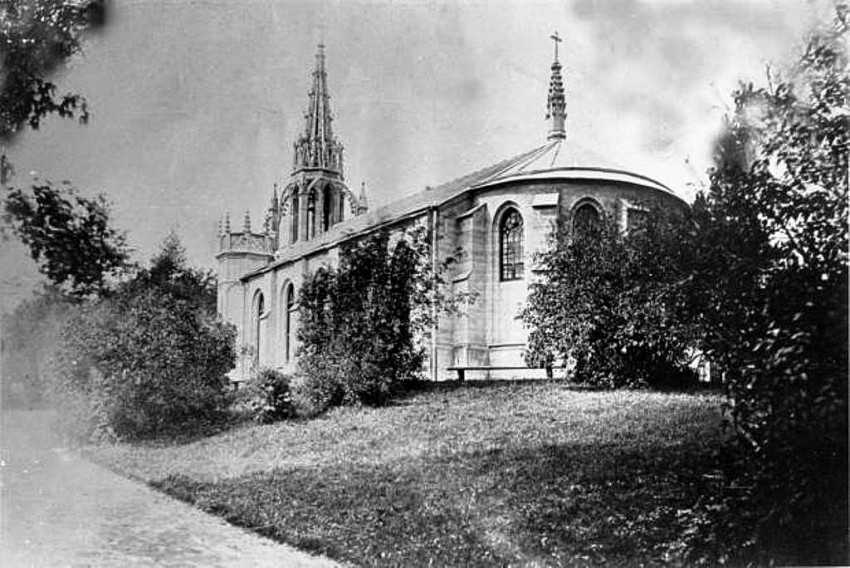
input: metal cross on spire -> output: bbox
[546,31,567,140]
[550,31,562,62]
[318,19,326,46]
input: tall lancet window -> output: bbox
[307,191,317,239]
[290,194,299,243]
[283,284,295,363]
[252,291,265,365]
[338,191,345,223]
[500,208,524,281]
[322,186,331,232]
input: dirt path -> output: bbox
[0,410,341,567]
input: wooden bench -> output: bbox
[445,365,552,381]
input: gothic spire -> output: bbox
[293,43,344,176]
[546,31,566,141]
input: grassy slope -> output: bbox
[88,381,724,566]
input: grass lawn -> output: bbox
[87,381,725,566]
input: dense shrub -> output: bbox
[677,12,848,565]
[521,210,698,388]
[296,227,457,412]
[243,368,295,424]
[51,287,236,440]
[49,235,236,441]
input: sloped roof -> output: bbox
[469,138,676,195]
[245,146,543,278]
[245,140,677,279]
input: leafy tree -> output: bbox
[0,1,119,295]
[297,227,458,411]
[1,178,129,406]
[521,209,697,388]
[119,231,216,314]
[679,8,848,565]
[3,180,129,298]
[1,2,120,298]
[0,0,106,139]
[50,235,236,440]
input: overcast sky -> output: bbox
[0,0,835,304]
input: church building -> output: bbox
[216,38,686,381]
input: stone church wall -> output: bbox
[475,184,558,374]
[223,176,685,383]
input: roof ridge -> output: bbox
[459,143,552,189]
[549,139,563,167]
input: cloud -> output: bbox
[6,0,836,272]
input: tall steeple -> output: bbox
[281,43,351,247]
[546,31,566,141]
[293,43,344,176]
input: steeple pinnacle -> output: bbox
[546,31,566,141]
[293,43,344,176]
[357,180,369,215]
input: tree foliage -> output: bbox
[1,179,129,409]
[119,230,216,314]
[680,9,848,565]
[0,0,106,138]
[3,179,129,298]
[297,226,456,411]
[522,209,697,388]
[50,234,236,440]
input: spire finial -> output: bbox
[243,210,251,232]
[357,180,369,215]
[271,183,279,210]
[550,31,562,63]
[292,43,344,176]
[224,211,231,233]
[546,31,567,141]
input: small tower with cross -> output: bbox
[546,31,567,140]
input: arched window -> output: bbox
[290,194,299,243]
[283,284,295,363]
[252,291,265,365]
[574,203,601,238]
[500,208,524,281]
[307,191,317,239]
[338,191,345,223]
[322,186,331,232]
